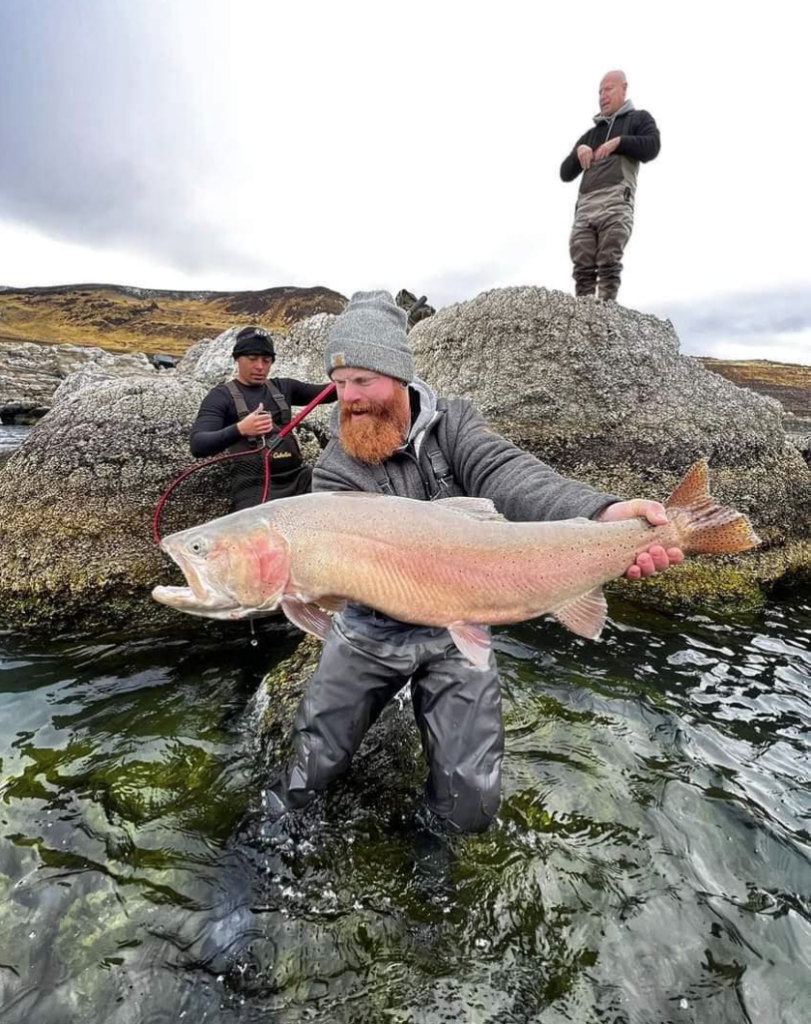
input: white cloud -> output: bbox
[1,0,809,363]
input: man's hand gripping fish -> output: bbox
[152,460,760,668]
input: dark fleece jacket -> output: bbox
[560,105,660,194]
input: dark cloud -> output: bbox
[0,0,262,276]
[648,287,811,362]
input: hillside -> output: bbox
[0,283,347,357]
[697,358,811,432]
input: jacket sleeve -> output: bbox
[312,440,359,493]
[560,130,592,182]
[189,386,242,457]
[444,400,619,522]
[615,110,661,162]
[282,378,339,406]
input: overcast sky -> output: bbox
[1,1,809,364]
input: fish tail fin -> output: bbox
[666,460,761,556]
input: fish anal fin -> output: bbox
[434,497,506,522]
[281,596,333,640]
[552,587,607,640]
[448,622,493,670]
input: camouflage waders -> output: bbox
[569,183,635,301]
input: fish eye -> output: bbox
[187,538,208,556]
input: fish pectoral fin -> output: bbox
[316,595,348,613]
[281,597,333,640]
[448,622,493,671]
[552,587,608,640]
[433,497,506,522]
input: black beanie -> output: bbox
[232,326,275,359]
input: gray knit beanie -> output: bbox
[324,290,415,383]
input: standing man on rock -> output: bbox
[560,70,661,302]
[190,326,336,511]
[267,291,683,834]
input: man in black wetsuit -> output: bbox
[189,326,336,510]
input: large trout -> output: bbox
[153,460,759,668]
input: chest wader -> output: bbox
[266,429,504,834]
[226,380,311,510]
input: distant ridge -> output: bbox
[698,357,811,432]
[0,283,347,356]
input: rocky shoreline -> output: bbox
[0,285,809,635]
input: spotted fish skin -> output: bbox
[152,460,760,662]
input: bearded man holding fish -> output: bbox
[154,290,758,834]
[264,291,682,833]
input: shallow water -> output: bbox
[1,595,809,1023]
[0,424,29,458]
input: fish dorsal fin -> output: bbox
[666,459,710,510]
[281,596,333,640]
[552,587,608,640]
[448,622,493,670]
[434,497,506,522]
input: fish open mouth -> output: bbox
[151,585,281,621]
[152,584,237,613]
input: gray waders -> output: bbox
[267,614,504,834]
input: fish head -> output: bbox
[152,517,291,619]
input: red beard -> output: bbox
[339,391,410,465]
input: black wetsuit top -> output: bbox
[190,377,335,510]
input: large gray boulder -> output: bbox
[410,287,811,605]
[0,339,154,422]
[1,290,808,634]
[0,372,226,632]
[0,316,337,633]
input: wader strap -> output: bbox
[225,379,251,420]
[225,380,257,450]
[226,379,302,457]
[371,464,396,495]
[225,379,292,424]
[370,445,455,499]
[263,381,302,458]
[424,443,455,499]
[264,380,291,425]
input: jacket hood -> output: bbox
[593,99,635,125]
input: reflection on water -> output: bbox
[0,424,30,458]
[1,596,809,1023]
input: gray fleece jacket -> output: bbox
[312,379,619,641]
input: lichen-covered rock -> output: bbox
[0,374,228,632]
[410,287,811,605]
[0,339,154,422]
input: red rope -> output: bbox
[152,382,336,546]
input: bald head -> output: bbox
[599,70,628,115]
